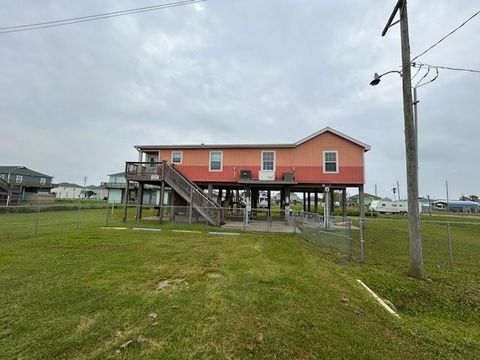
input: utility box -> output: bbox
[259,170,275,181]
[239,169,252,179]
[283,172,294,182]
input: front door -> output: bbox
[146,153,159,174]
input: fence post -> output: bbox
[447,222,453,270]
[315,213,321,243]
[359,217,365,264]
[76,206,81,230]
[346,218,352,257]
[34,206,40,236]
[104,205,111,227]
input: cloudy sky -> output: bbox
[0,0,479,199]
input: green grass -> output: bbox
[0,210,479,359]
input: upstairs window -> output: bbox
[262,151,275,171]
[209,151,223,171]
[323,151,338,173]
[16,175,23,183]
[0,174,4,180]
[171,151,183,164]
[40,177,46,185]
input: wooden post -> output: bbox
[217,188,223,205]
[359,185,365,221]
[170,189,175,222]
[159,181,165,223]
[314,192,318,213]
[188,187,193,224]
[136,182,144,222]
[303,192,306,212]
[122,179,129,222]
[330,189,335,216]
[342,188,347,219]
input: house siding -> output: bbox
[151,131,365,184]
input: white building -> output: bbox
[51,182,84,199]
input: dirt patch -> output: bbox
[156,278,189,291]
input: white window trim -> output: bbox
[171,151,183,164]
[323,150,339,174]
[0,174,4,180]
[16,175,23,183]
[40,177,46,185]
[209,151,223,172]
[261,150,276,171]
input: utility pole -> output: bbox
[382,0,425,279]
[397,180,401,200]
[374,184,377,197]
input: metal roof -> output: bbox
[134,127,371,152]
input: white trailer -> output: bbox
[369,200,418,214]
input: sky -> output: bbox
[0,0,479,199]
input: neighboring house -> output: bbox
[88,185,108,200]
[103,172,159,204]
[52,182,109,200]
[347,192,382,207]
[0,166,54,203]
[125,127,370,224]
[51,182,84,199]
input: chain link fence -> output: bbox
[350,217,480,275]
[2,204,479,276]
[0,204,111,237]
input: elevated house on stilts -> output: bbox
[124,127,370,226]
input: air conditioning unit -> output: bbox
[239,169,252,179]
[259,170,275,181]
[283,172,294,182]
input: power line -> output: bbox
[412,9,480,61]
[413,62,480,74]
[0,0,205,34]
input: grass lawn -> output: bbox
[1,211,480,359]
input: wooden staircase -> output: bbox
[0,178,22,205]
[126,162,223,226]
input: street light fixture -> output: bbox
[369,70,402,86]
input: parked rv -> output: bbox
[369,200,415,214]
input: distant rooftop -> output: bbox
[0,166,51,178]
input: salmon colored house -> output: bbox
[125,127,370,225]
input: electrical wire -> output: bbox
[416,68,439,88]
[0,0,205,34]
[413,62,480,74]
[412,9,480,61]
[414,66,430,88]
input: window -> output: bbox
[262,151,275,171]
[40,177,46,185]
[15,175,23,183]
[0,174,4,180]
[171,151,183,164]
[323,151,338,173]
[209,151,223,171]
